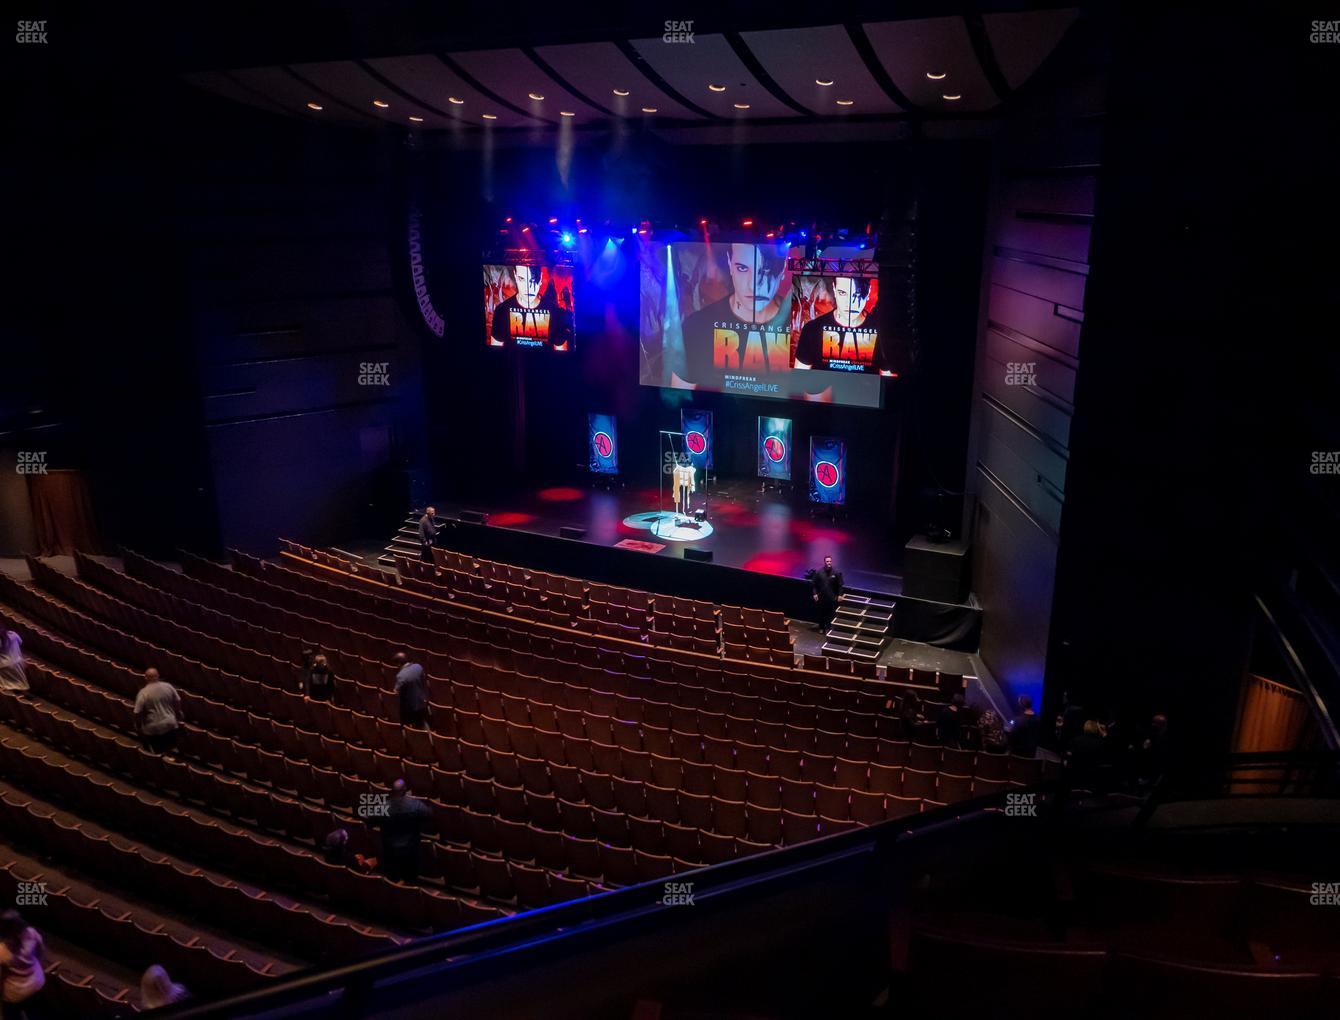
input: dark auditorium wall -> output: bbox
[180,108,429,555]
[1045,10,1334,758]
[962,22,1106,712]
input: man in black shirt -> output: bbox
[794,275,885,373]
[379,780,432,882]
[489,264,573,351]
[809,555,844,631]
[418,507,439,563]
[1008,695,1040,758]
[673,243,791,390]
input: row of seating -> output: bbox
[0,706,506,935]
[0,841,295,992]
[140,551,889,714]
[0,777,404,961]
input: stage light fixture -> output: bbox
[560,111,575,117]
[548,217,558,224]
[613,88,630,96]
[482,113,498,119]
[733,103,750,110]
[742,218,754,227]
[528,92,545,101]
[372,99,390,108]
[699,218,707,226]
[836,99,854,106]
[926,71,947,80]
[641,106,657,113]
[561,232,575,247]
[815,78,834,87]
[578,227,588,234]
[448,96,464,104]
[943,94,962,101]
[504,216,512,223]
[708,84,726,92]
[408,115,424,122]
[306,102,323,111]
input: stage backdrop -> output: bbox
[681,408,714,471]
[809,436,847,505]
[587,413,618,474]
[757,416,792,481]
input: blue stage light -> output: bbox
[561,232,575,247]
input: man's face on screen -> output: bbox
[727,244,783,323]
[832,276,867,326]
[514,265,542,309]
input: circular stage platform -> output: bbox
[621,510,715,542]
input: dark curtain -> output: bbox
[28,469,101,556]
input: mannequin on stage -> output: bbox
[672,460,696,517]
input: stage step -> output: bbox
[834,611,891,635]
[821,641,881,662]
[827,625,885,650]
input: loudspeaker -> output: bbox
[903,535,970,603]
[559,525,587,540]
[684,548,713,563]
[459,510,488,525]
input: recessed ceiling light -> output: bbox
[835,99,854,106]
[528,92,545,101]
[372,99,390,108]
[733,103,750,110]
[306,102,323,111]
[641,107,658,113]
[408,115,424,122]
[815,78,834,87]
[560,111,575,117]
[942,93,962,101]
[708,84,726,92]
[613,88,630,97]
[447,96,464,105]
[482,113,497,120]
[926,71,947,81]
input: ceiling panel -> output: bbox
[289,60,447,127]
[984,9,1080,91]
[183,71,292,119]
[740,25,903,116]
[365,54,538,128]
[629,33,798,119]
[231,65,371,125]
[863,16,999,112]
[448,48,600,124]
[533,41,704,121]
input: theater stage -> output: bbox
[406,478,901,596]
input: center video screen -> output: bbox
[638,242,885,407]
[484,263,574,351]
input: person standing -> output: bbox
[392,652,428,728]
[0,910,46,1020]
[418,507,440,563]
[809,555,844,631]
[133,667,182,755]
[379,779,432,882]
[1009,695,1040,758]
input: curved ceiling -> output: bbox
[184,9,1080,137]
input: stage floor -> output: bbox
[429,478,903,594]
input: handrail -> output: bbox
[156,786,1045,1019]
[1252,592,1340,751]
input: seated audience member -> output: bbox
[1008,695,1039,758]
[133,667,182,755]
[305,652,336,701]
[899,690,925,730]
[321,821,351,865]
[0,631,27,691]
[393,652,429,728]
[379,779,432,882]
[0,910,46,1018]
[936,693,966,748]
[140,965,189,1010]
[1056,690,1085,750]
[978,708,1009,754]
